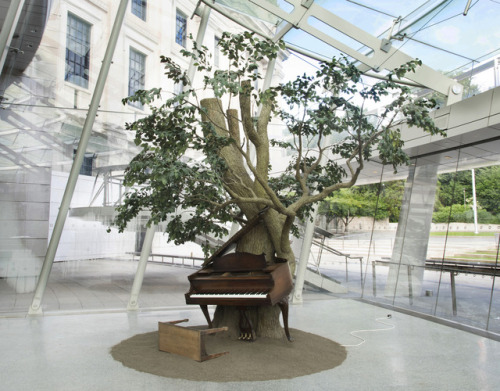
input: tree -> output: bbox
[351,180,405,223]
[433,203,500,224]
[436,166,500,218]
[433,166,500,224]
[113,32,443,339]
[319,188,389,232]
[436,171,471,208]
[474,166,500,215]
[375,180,405,222]
[319,180,405,232]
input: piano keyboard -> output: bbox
[190,292,268,299]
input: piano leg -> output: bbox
[199,305,213,328]
[278,298,293,342]
[238,307,256,341]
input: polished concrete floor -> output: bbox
[1,267,500,390]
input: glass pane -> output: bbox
[0,0,203,314]
[359,167,406,305]
[131,0,147,21]
[128,48,146,109]
[65,13,91,88]
[489,244,500,334]
[431,161,500,330]
[175,11,187,47]
[213,0,284,25]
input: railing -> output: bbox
[372,258,500,316]
[312,239,364,287]
[127,252,205,268]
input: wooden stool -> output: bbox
[158,319,229,362]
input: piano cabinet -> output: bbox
[185,252,293,342]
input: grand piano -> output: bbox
[185,211,293,341]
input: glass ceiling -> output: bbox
[204,0,500,80]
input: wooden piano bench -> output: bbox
[158,319,229,362]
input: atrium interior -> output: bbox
[1,1,500,389]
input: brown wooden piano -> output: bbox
[184,211,294,341]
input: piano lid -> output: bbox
[202,207,269,267]
[211,252,267,272]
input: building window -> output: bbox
[74,150,95,176]
[175,10,187,47]
[214,36,220,67]
[131,0,146,21]
[128,48,146,109]
[65,14,91,88]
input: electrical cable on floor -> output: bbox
[341,314,395,347]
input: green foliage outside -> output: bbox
[319,180,405,231]
[319,165,500,229]
[434,166,500,224]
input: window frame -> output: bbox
[65,13,91,89]
[128,47,146,109]
[131,0,147,21]
[73,149,95,176]
[175,10,187,47]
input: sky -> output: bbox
[275,0,500,80]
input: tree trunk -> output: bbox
[199,97,293,340]
[212,221,291,340]
[212,304,286,340]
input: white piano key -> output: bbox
[190,292,267,299]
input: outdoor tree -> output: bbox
[318,188,390,232]
[113,32,444,339]
[356,180,405,223]
[434,166,500,224]
[471,166,500,216]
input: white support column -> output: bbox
[249,0,463,103]
[471,169,479,234]
[0,0,25,74]
[28,0,130,315]
[127,224,155,310]
[261,56,277,92]
[292,133,333,304]
[385,156,440,298]
[292,206,319,303]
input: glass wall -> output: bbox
[0,0,211,315]
[313,148,500,337]
[1,1,499,340]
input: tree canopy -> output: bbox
[434,166,500,224]
[112,32,443,263]
[318,180,405,232]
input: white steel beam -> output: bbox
[127,225,156,310]
[249,0,463,105]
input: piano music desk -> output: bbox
[158,319,229,362]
